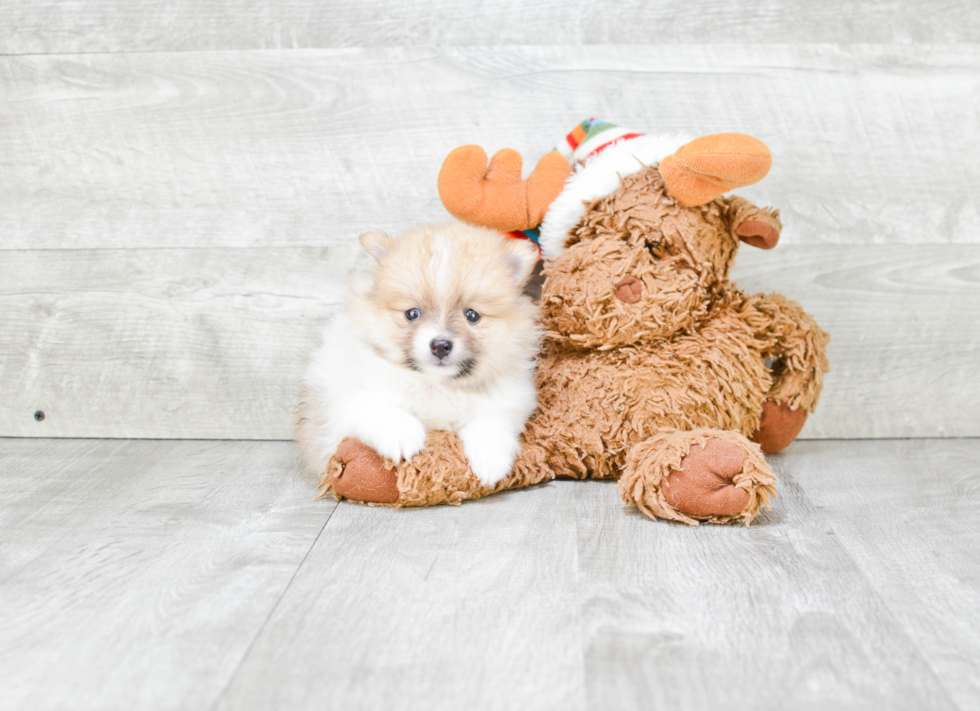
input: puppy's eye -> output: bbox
[464,309,481,324]
[405,308,421,321]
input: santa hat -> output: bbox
[538,118,692,260]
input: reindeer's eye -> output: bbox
[405,308,421,321]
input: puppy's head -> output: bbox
[352,222,540,385]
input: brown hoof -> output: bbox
[662,439,751,518]
[751,401,808,454]
[325,438,400,504]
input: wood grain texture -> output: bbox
[0,438,331,711]
[216,481,586,711]
[3,438,978,710]
[731,244,980,439]
[212,438,979,710]
[779,439,980,710]
[2,45,978,250]
[571,440,978,711]
[0,246,361,439]
[1,244,976,440]
[1,1,977,54]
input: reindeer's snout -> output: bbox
[615,276,643,304]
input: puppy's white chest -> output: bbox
[404,381,483,431]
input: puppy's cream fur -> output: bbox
[297,222,541,486]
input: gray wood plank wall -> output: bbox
[1,9,978,440]
[2,1,978,53]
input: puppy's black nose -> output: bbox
[430,338,453,359]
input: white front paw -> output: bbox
[360,409,427,463]
[460,426,521,487]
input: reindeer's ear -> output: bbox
[438,146,570,231]
[358,230,393,262]
[660,134,772,207]
[727,196,782,250]
[736,220,780,250]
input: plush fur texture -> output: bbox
[297,222,541,487]
[320,165,830,525]
[538,133,691,260]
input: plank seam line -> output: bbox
[6,44,965,60]
[6,436,978,444]
[0,48,304,58]
[209,500,339,710]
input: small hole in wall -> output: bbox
[34,410,45,422]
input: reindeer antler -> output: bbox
[438,146,570,232]
[659,134,772,207]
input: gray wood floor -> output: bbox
[2,437,978,710]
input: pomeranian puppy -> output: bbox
[297,222,541,487]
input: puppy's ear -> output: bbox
[502,238,540,288]
[359,231,393,262]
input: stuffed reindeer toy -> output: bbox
[314,119,829,525]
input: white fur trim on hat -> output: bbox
[538,133,692,261]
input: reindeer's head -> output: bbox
[539,164,781,349]
[437,123,779,348]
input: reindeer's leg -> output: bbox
[320,431,554,508]
[324,438,401,503]
[619,429,777,526]
[745,294,831,453]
